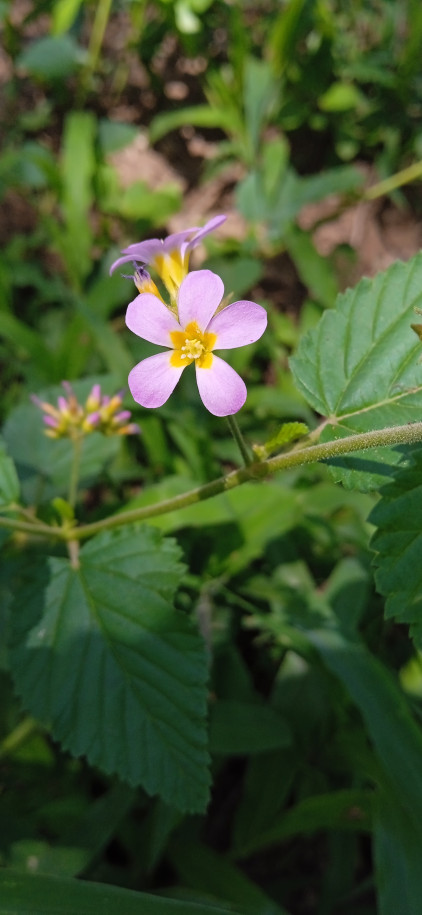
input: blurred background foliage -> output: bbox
[2,1,422,913]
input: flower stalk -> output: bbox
[226,414,253,467]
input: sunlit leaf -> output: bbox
[290,253,422,490]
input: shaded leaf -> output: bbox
[209,700,291,755]
[0,869,243,915]
[11,526,210,813]
[371,448,422,647]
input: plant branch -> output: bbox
[2,420,422,543]
[70,420,422,540]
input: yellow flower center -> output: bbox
[170,321,217,369]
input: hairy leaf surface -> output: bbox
[10,525,210,813]
[290,254,422,490]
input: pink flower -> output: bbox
[125,269,267,417]
[110,215,226,300]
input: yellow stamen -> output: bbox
[169,321,217,369]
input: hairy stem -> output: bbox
[1,420,422,543]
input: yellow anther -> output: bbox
[181,338,205,360]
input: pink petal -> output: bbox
[195,355,247,416]
[188,215,226,249]
[129,352,184,408]
[126,294,181,345]
[207,300,267,349]
[122,238,166,260]
[161,228,199,253]
[177,270,224,330]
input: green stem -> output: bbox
[226,414,253,466]
[68,435,83,509]
[66,420,422,541]
[0,717,39,760]
[2,420,422,543]
[79,0,113,99]
[364,159,422,200]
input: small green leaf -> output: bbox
[370,449,422,648]
[17,35,85,81]
[253,422,309,459]
[98,120,140,154]
[149,105,234,144]
[290,253,422,490]
[318,81,367,112]
[10,525,210,813]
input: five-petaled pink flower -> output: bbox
[110,215,226,300]
[126,269,267,417]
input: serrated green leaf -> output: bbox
[370,449,422,647]
[290,254,422,490]
[0,869,243,915]
[10,526,210,813]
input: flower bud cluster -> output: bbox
[32,382,139,440]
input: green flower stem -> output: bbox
[1,420,422,543]
[68,435,83,509]
[226,414,253,466]
[364,159,422,200]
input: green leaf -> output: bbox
[209,700,291,755]
[0,870,243,915]
[98,119,140,154]
[318,81,367,112]
[59,112,96,283]
[17,35,85,81]
[149,105,234,144]
[370,449,422,647]
[168,835,290,915]
[290,253,422,490]
[253,421,309,459]
[234,790,372,860]
[10,525,210,813]
[374,787,422,915]
[51,0,84,35]
[0,441,19,506]
[309,628,422,835]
